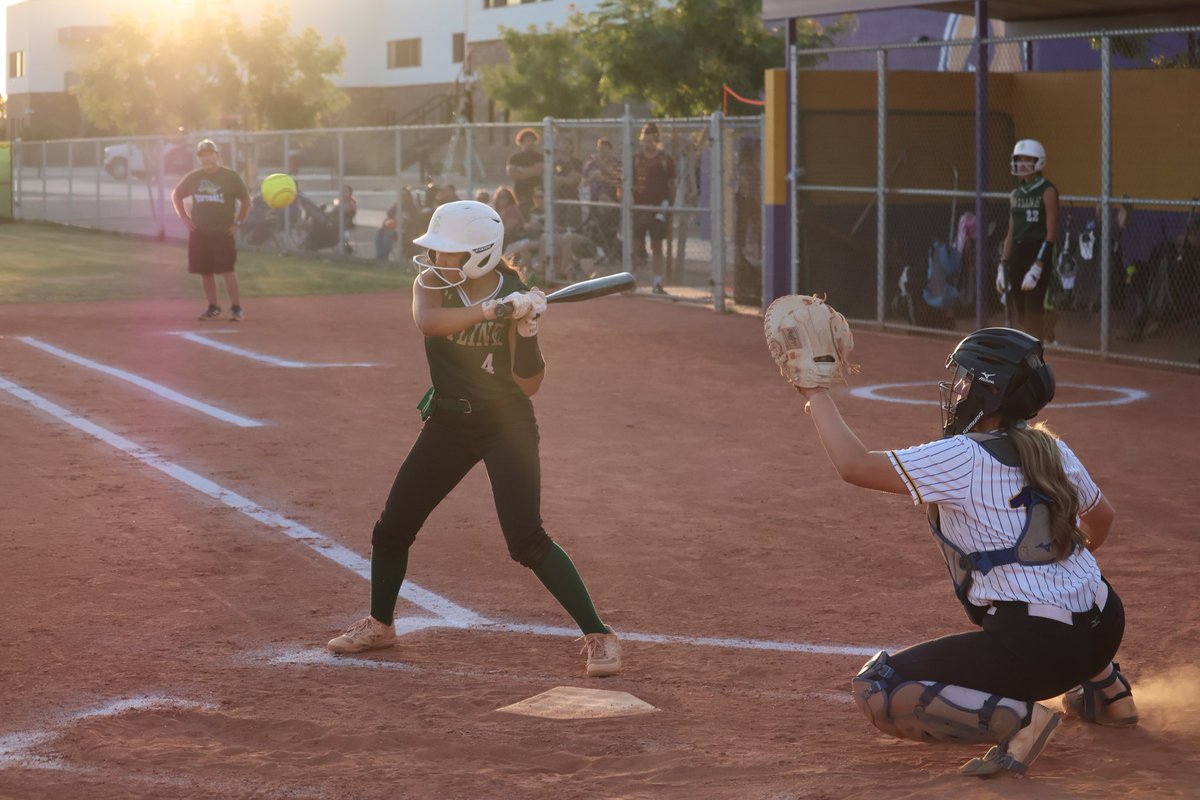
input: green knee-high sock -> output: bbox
[370,547,409,626]
[532,543,608,635]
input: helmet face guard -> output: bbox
[940,327,1055,437]
[1010,139,1046,177]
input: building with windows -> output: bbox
[4,0,606,139]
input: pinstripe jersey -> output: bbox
[888,434,1104,612]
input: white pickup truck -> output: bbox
[102,132,241,181]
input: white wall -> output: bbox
[5,0,609,97]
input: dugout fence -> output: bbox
[790,24,1200,370]
[8,112,763,314]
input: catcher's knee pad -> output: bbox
[851,651,1026,745]
[370,517,417,558]
[509,527,553,569]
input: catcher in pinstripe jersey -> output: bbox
[794,327,1136,779]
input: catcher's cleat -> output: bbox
[579,630,621,677]
[1062,664,1138,727]
[959,702,1061,779]
[327,616,397,654]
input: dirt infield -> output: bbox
[2,290,1198,800]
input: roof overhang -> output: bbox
[764,0,1200,23]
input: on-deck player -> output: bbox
[997,139,1060,341]
[792,327,1136,778]
[327,200,621,677]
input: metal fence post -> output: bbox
[337,129,345,250]
[41,143,47,220]
[543,116,555,280]
[621,107,633,277]
[67,140,74,225]
[788,44,799,295]
[465,124,475,198]
[283,132,291,244]
[876,48,888,325]
[710,111,726,312]
[95,140,101,229]
[1099,36,1112,357]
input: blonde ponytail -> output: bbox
[1004,420,1087,558]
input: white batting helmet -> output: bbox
[413,200,505,288]
[1010,139,1046,177]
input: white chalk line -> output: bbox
[14,336,264,428]
[166,330,377,368]
[850,381,1149,408]
[0,374,883,660]
[255,646,854,705]
[0,695,211,771]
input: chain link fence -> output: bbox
[10,113,763,311]
[792,26,1200,370]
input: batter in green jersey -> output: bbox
[997,139,1060,341]
[327,200,622,678]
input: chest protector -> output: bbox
[928,432,1060,625]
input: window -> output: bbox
[387,38,421,69]
[453,33,465,64]
[9,50,25,78]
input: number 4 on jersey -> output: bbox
[481,353,495,374]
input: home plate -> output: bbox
[497,686,659,720]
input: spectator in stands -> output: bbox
[492,186,526,240]
[553,134,584,232]
[582,137,622,204]
[375,187,417,262]
[506,127,544,221]
[632,122,677,295]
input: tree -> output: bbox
[481,21,605,121]
[226,7,348,130]
[74,8,347,136]
[74,16,170,136]
[483,0,849,120]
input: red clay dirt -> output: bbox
[1,290,1198,799]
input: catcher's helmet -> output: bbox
[1010,139,1046,177]
[940,327,1055,437]
[412,200,505,288]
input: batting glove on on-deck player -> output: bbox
[763,294,856,390]
[1021,262,1043,291]
[996,262,1009,295]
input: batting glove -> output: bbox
[995,262,1009,295]
[500,291,535,319]
[517,315,539,337]
[1021,262,1043,291]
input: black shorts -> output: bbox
[633,210,667,244]
[188,230,238,275]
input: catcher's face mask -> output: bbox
[940,360,989,437]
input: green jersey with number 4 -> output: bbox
[1010,176,1055,244]
[425,270,529,403]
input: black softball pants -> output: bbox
[884,580,1125,702]
[1004,239,1054,339]
[371,397,553,568]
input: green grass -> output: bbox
[0,221,413,304]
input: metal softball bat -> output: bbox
[545,272,636,304]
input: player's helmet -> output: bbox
[1010,139,1046,177]
[940,327,1056,437]
[412,200,505,289]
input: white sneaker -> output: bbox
[579,630,622,677]
[959,702,1061,778]
[327,616,396,654]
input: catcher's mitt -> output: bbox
[763,294,855,389]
